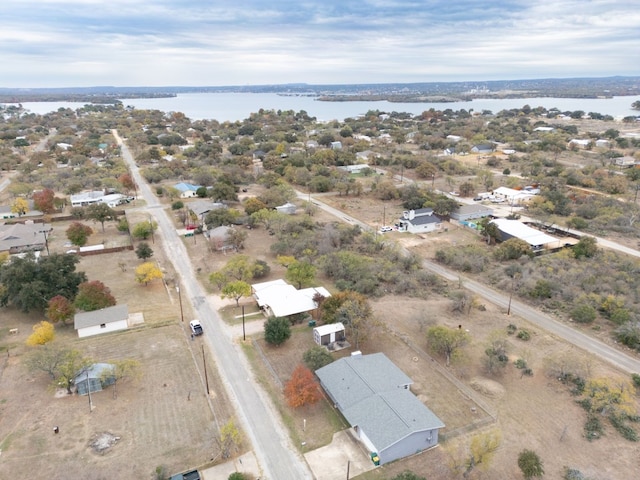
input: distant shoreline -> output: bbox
[1,76,638,104]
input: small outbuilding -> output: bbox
[313,322,346,346]
[450,204,494,222]
[74,304,129,338]
[74,363,116,395]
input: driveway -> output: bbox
[304,430,376,480]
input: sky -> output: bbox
[1,0,639,88]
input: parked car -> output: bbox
[379,226,393,233]
[190,320,203,336]
[473,196,482,201]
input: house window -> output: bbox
[100,323,106,329]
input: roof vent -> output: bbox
[351,351,362,357]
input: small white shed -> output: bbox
[74,304,129,338]
[313,322,346,346]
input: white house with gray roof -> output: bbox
[74,304,129,338]
[397,208,443,234]
[316,352,444,465]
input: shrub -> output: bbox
[584,414,603,441]
[228,473,249,480]
[171,201,184,210]
[632,373,640,388]
[610,415,638,442]
[570,304,596,324]
[514,358,527,369]
[517,329,531,341]
[507,323,518,335]
[264,316,291,346]
[609,308,631,326]
[303,346,334,371]
[530,280,553,299]
[563,467,586,480]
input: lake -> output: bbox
[14,92,640,123]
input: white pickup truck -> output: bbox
[189,319,203,336]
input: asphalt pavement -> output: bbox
[113,130,314,480]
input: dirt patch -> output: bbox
[89,431,120,454]
[469,377,505,399]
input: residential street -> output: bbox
[303,191,640,374]
[113,131,313,480]
[110,130,640,477]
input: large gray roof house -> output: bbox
[316,352,444,465]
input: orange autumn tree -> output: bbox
[284,364,322,408]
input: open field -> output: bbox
[3,186,640,479]
[0,207,238,479]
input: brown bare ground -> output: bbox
[0,206,237,479]
[3,190,640,479]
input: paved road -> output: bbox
[113,131,313,480]
[304,191,640,374]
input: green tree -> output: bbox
[494,238,533,260]
[478,217,501,244]
[0,253,86,313]
[285,260,316,289]
[518,449,544,479]
[132,221,156,240]
[74,280,116,311]
[221,280,252,307]
[66,222,93,247]
[86,202,117,232]
[116,217,129,233]
[303,345,334,371]
[244,197,268,215]
[135,242,154,260]
[228,473,249,480]
[264,316,291,345]
[573,236,598,259]
[221,255,264,282]
[46,295,75,325]
[209,271,227,290]
[204,207,241,228]
[426,325,471,365]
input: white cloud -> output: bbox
[0,0,637,87]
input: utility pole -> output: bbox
[86,369,94,413]
[242,305,246,341]
[202,344,209,395]
[176,286,184,322]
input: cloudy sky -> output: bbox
[1,0,639,88]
